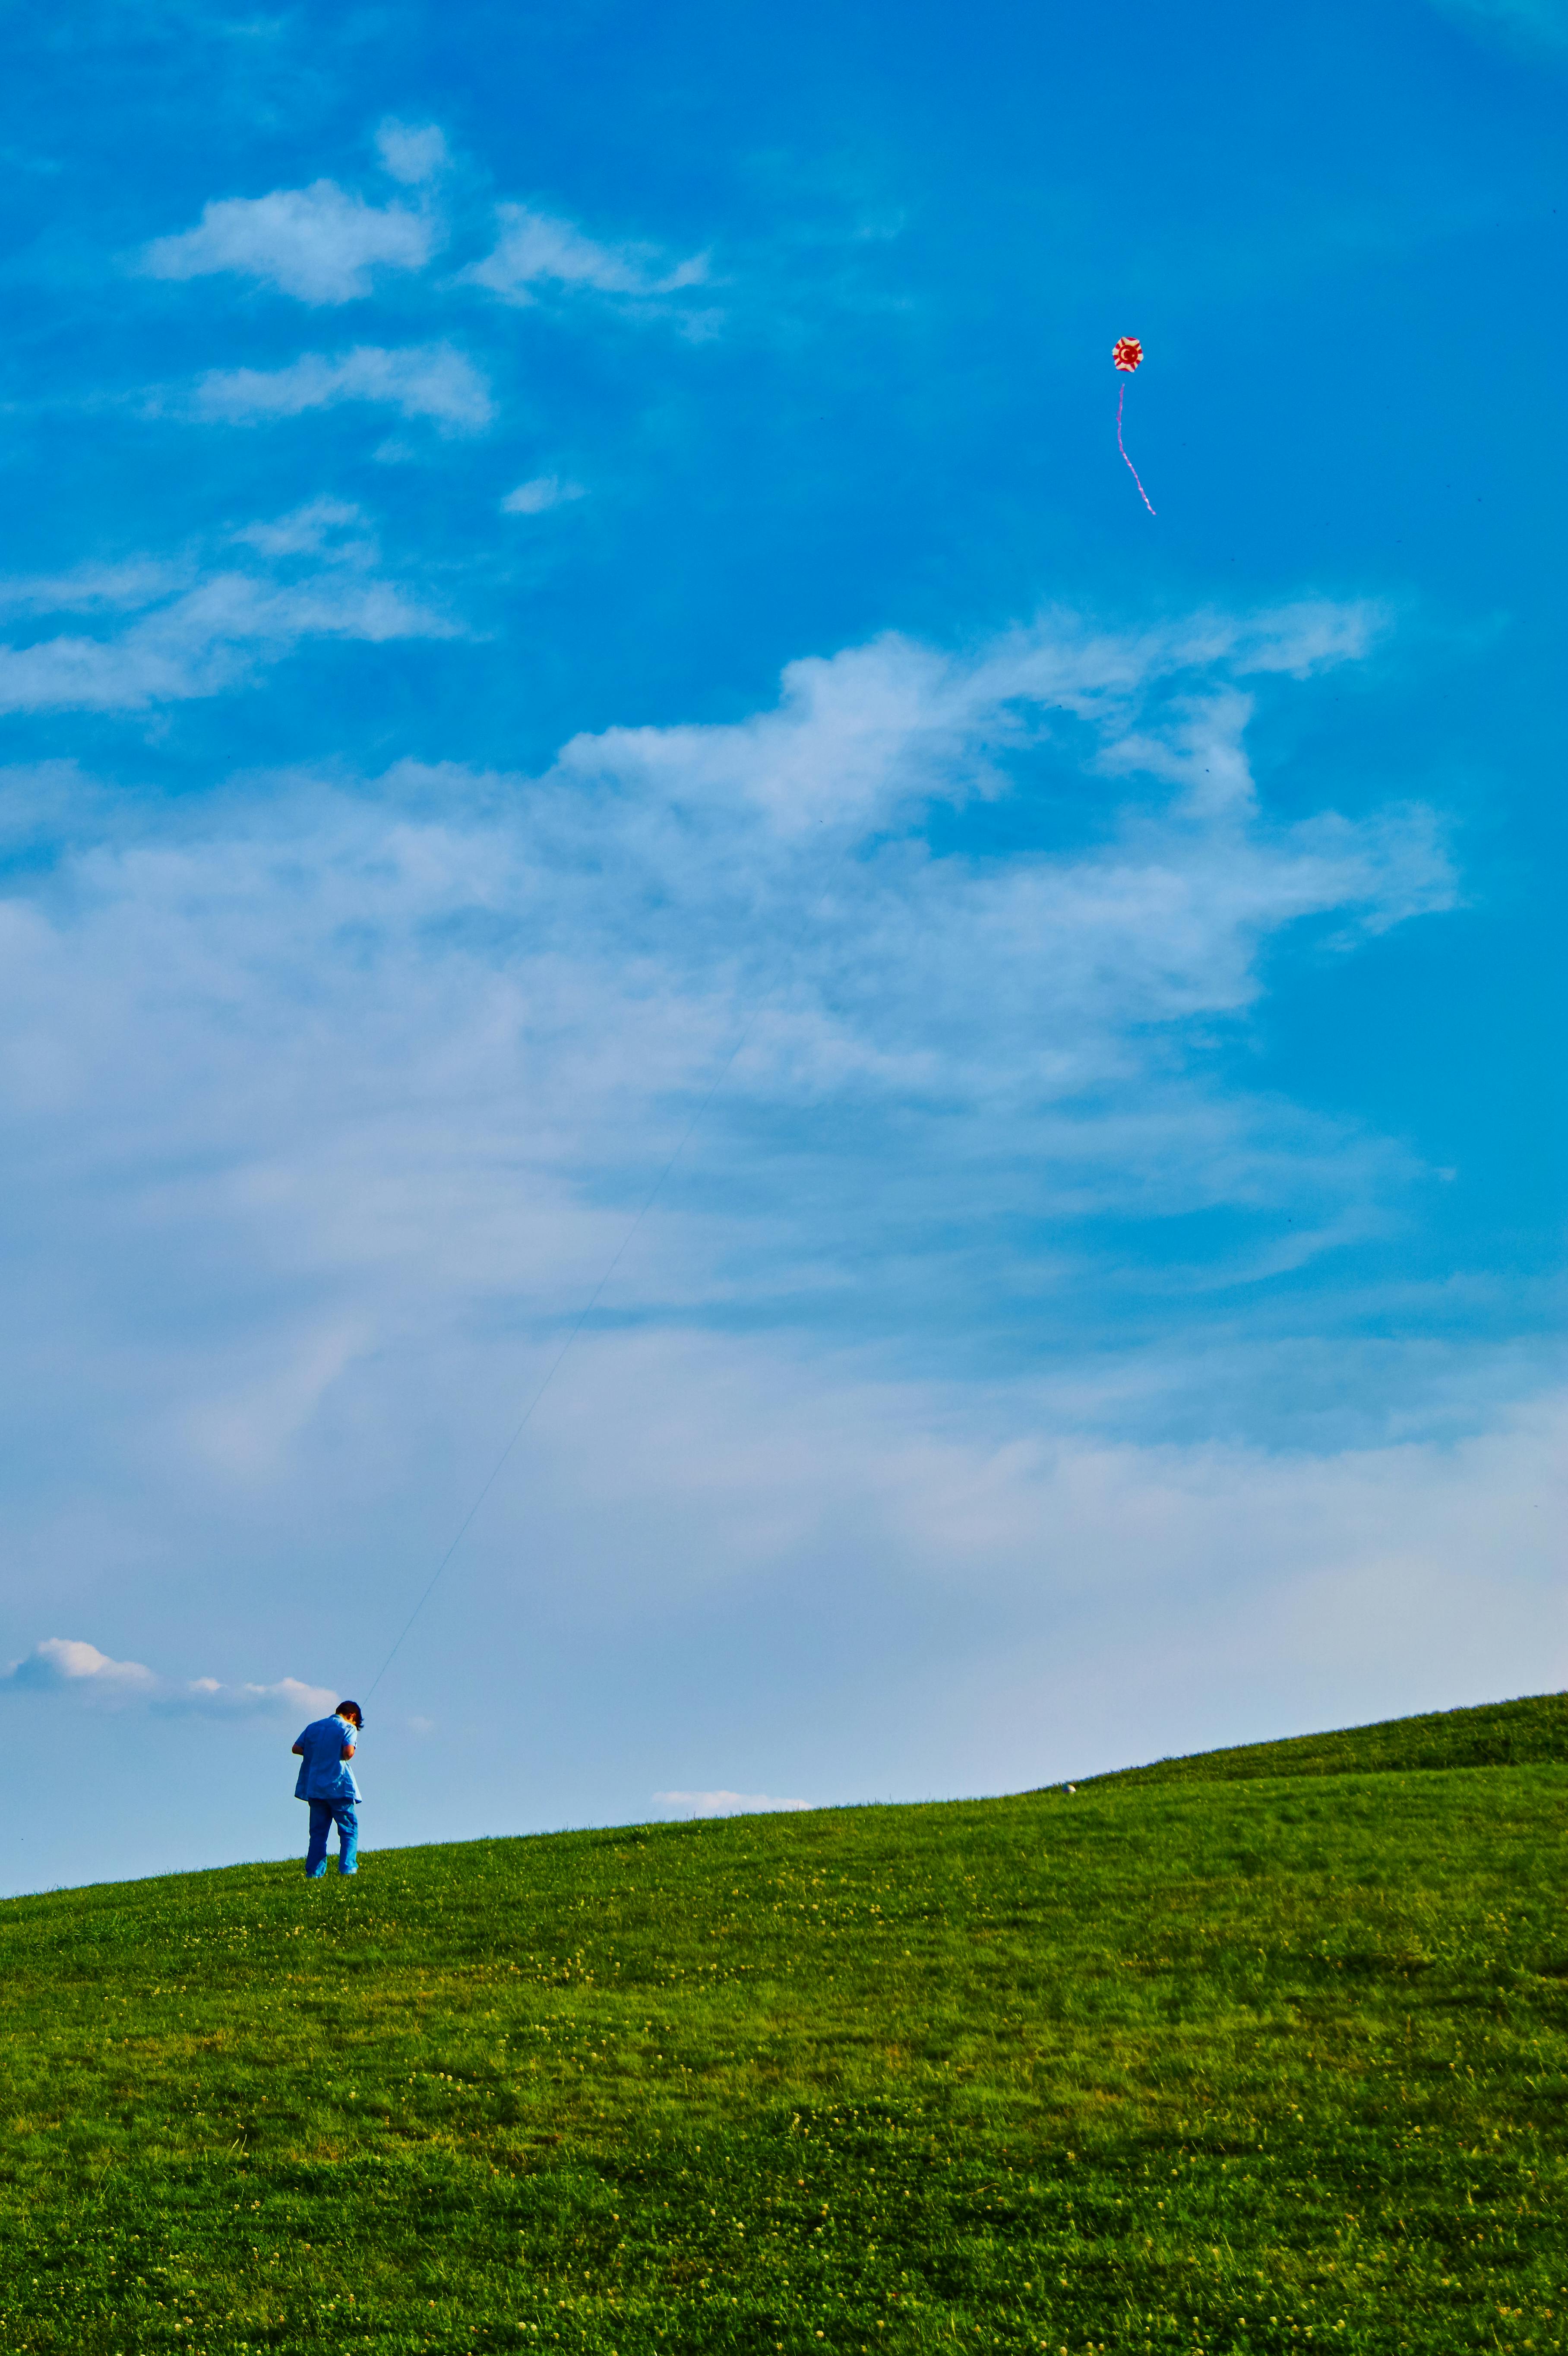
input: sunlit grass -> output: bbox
[1,1696,1565,2352]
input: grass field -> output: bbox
[1,1695,1565,2356]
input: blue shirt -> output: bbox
[293,1714,361,1804]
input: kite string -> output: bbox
[1116,379,1156,516]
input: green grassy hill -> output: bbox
[1,1696,1565,2356]
[1074,1691,1568,1789]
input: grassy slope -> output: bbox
[1075,1692,1568,1789]
[0,1699,1564,2356]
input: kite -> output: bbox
[1112,336,1155,516]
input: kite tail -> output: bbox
[1116,380,1156,516]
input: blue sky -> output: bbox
[0,0,1563,1893]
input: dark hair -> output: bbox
[337,1700,364,1728]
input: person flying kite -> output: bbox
[291,1700,364,1878]
[1113,336,1155,516]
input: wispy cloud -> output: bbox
[0,578,452,712]
[463,202,708,309]
[140,180,441,303]
[501,474,586,515]
[0,598,1452,1337]
[651,1790,809,1817]
[0,509,456,714]
[229,496,373,560]
[0,1638,335,1719]
[189,342,494,433]
[0,559,193,616]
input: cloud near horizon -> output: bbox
[0,1638,336,1719]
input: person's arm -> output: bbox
[341,1742,356,1759]
[291,1741,305,1756]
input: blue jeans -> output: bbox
[305,1798,358,1877]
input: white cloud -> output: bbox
[191,343,494,433]
[141,180,440,303]
[229,496,372,560]
[0,598,1449,1220]
[0,598,1529,1838]
[651,1790,809,1817]
[0,1639,334,1719]
[0,1636,155,1694]
[0,575,453,714]
[158,1674,339,1720]
[375,119,451,187]
[0,560,190,615]
[0,516,456,714]
[501,475,586,515]
[464,202,708,308]
[486,1340,1568,1750]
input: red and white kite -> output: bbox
[1112,336,1155,515]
